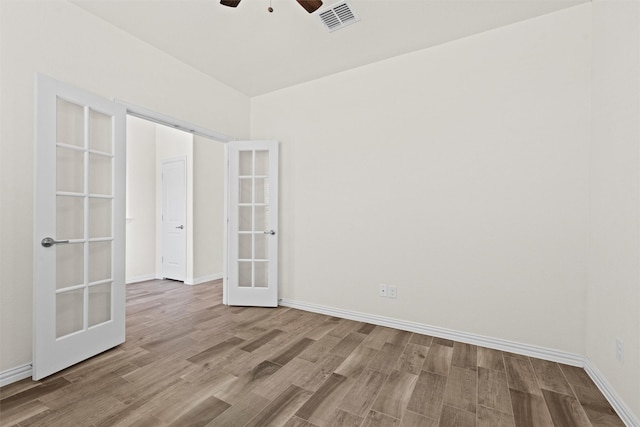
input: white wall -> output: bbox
[587,0,640,420]
[125,117,157,281]
[194,136,226,281]
[0,0,249,373]
[251,6,592,355]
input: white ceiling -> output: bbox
[71,0,587,97]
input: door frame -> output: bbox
[117,101,233,301]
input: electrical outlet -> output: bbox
[378,284,387,297]
[616,338,624,363]
[388,285,397,298]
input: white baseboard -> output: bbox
[0,364,32,387]
[279,298,584,366]
[279,298,638,426]
[584,359,640,427]
[125,274,157,284]
[185,273,223,286]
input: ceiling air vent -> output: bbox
[318,1,359,33]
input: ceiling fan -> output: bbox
[220,0,323,14]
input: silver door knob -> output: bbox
[176,225,184,229]
[263,230,276,235]
[41,237,70,248]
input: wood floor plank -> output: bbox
[559,364,598,389]
[204,392,270,427]
[245,384,313,427]
[295,373,355,426]
[166,395,231,427]
[362,410,402,427]
[334,345,379,378]
[477,347,505,373]
[402,410,438,427]
[503,357,540,396]
[443,366,477,414]
[530,358,574,396]
[423,343,453,376]
[213,360,281,404]
[476,405,515,427]
[477,367,513,415]
[368,342,405,375]
[509,389,553,427]
[338,368,387,417]
[438,405,476,427]
[406,370,448,420]
[371,369,419,419]
[324,408,364,426]
[409,333,434,347]
[541,389,592,427]
[268,337,316,366]
[452,342,477,371]
[572,384,625,427]
[330,331,368,358]
[395,343,429,375]
[282,415,320,427]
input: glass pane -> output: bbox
[255,178,269,204]
[89,241,111,283]
[57,196,84,240]
[239,234,252,259]
[254,262,268,288]
[255,206,267,231]
[57,98,84,147]
[239,178,253,203]
[239,150,253,176]
[56,243,84,290]
[57,147,84,193]
[254,234,268,259]
[239,206,252,232]
[88,283,111,327]
[239,261,252,287]
[89,154,112,195]
[89,109,112,154]
[89,198,111,238]
[56,288,84,338]
[255,150,269,176]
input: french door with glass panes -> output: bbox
[227,141,279,307]
[33,74,126,380]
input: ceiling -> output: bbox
[70,0,587,97]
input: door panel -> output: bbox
[227,141,278,306]
[161,158,186,281]
[34,75,125,380]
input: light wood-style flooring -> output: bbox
[0,279,625,427]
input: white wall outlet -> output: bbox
[616,338,624,363]
[388,285,397,298]
[378,284,387,297]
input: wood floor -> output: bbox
[0,279,625,427]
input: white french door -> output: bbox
[33,75,126,380]
[226,141,279,307]
[161,158,187,281]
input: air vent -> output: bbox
[318,1,359,32]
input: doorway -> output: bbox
[125,115,226,286]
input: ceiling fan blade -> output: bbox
[296,0,323,13]
[220,0,241,7]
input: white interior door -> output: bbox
[226,141,279,307]
[161,158,186,281]
[33,75,126,380]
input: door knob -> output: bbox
[263,230,276,235]
[176,225,184,229]
[41,237,70,248]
